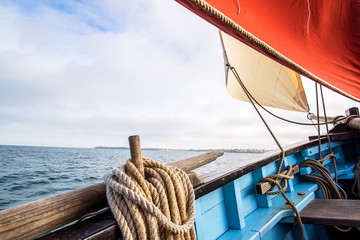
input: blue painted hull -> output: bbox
[194,138,360,239]
[15,133,359,240]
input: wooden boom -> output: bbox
[0,150,223,240]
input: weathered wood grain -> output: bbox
[0,182,107,240]
[169,151,224,172]
[300,199,360,227]
[187,171,204,187]
[0,150,223,240]
[129,135,144,176]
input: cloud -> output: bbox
[0,0,358,149]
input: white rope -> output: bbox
[104,159,196,240]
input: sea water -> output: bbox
[0,145,261,210]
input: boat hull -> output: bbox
[194,137,360,239]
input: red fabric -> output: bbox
[176,0,360,100]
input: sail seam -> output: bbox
[190,0,359,102]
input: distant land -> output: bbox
[94,146,267,153]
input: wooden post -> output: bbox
[128,135,144,176]
[0,149,223,240]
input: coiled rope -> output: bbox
[352,159,360,198]
[104,158,196,240]
[300,153,352,232]
[300,83,351,232]
[300,154,346,200]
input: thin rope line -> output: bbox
[320,85,332,152]
[302,85,349,232]
[306,0,311,34]
[229,65,285,174]
[315,83,322,159]
[229,64,312,240]
[256,99,345,126]
[352,159,360,197]
[226,65,346,126]
[320,85,338,183]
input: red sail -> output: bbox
[176,0,360,101]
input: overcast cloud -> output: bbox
[0,0,358,149]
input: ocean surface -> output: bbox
[0,145,262,211]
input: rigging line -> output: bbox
[320,85,338,183]
[352,159,360,197]
[229,65,304,240]
[320,85,332,152]
[310,118,319,131]
[308,112,319,131]
[303,85,349,232]
[228,65,284,173]
[315,83,322,159]
[226,66,346,126]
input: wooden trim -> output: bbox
[0,151,222,240]
[169,151,224,172]
[0,183,107,240]
[300,199,360,227]
[194,138,331,198]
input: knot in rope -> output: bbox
[104,158,196,240]
[260,165,294,195]
[260,165,304,239]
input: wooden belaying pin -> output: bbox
[128,135,144,177]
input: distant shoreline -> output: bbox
[0,145,268,153]
[94,146,267,153]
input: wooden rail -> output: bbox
[0,183,107,240]
[169,151,224,171]
[0,150,223,240]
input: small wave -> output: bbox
[10,185,26,191]
[1,145,260,210]
[28,190,52,198]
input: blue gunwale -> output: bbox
[194,136,359,240]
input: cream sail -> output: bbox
[221,31,309,112]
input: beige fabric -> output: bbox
[221,31,309,112]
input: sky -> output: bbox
[0,0,358,150]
